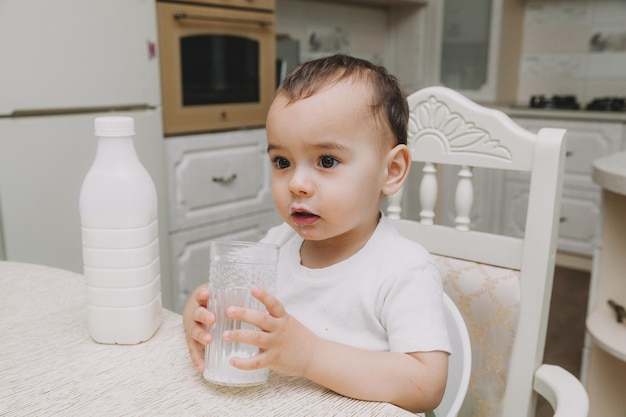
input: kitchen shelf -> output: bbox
[586,310,626,362]
[583,150,626,416]
[587,152,626,364]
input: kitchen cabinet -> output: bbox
[439,0,524,104]
[165,129,281,312]
[583,151,626,417]
[275,0,438,95]
[506,118,624,261]
[170,211,279,312]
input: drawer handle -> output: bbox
[560,216,567,223]
[212,174,237,184]
[173,12,273,28]
[566,151,573,157]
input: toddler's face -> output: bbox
[266,79,393,246]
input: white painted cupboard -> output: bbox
[165,129,281,312]
[438,0,524,105]
[509,118,625,260]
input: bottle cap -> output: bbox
[94,117,135,137]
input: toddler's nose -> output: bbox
[288,167,314,196]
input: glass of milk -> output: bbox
[203,240,278,387]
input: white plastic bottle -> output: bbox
[80,116,162,344]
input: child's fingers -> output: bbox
[225,304,271,332]
[191,306,214,343]
[187,339,206,372]
[250,286,287,318]
[192,304,215,326]
[194,284,209,306]
[189,322,212,345]
[228,350,266,371]
[223,326,270,349]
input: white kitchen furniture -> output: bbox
[438,0,523,104]
[508,117,625,267]
[0,0,174,309]
[275,0,440,95]
[388,86,588,417]
[582,151,626,417]
[165,129,281,312]
[0,260,416,417]
[0,111,173,306]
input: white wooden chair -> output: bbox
[435,293,472,417]
[388,86,589,417]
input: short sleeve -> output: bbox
[381,260,451,354]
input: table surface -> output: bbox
[592,150,626,196]
[0,261,416,417]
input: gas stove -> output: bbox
[529,95,626,112]
[585,97,626,112]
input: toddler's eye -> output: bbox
[272,157,290,169]
[319,156,338,169]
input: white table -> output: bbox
[584,151,626,417]
[0,261,416,417]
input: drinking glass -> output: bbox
[203,240,278,386]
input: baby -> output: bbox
[183,54,450,413]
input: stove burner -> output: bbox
[529,95,580,110]
[585,97,626,112]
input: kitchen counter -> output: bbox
[492,105,626,123]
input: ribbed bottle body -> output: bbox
[79,117,161,345]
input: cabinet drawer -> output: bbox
[166,129,274,231]
[501,180,600,257]
[169,210,281,312]
[557,188,601,256]
[513,118,623,184]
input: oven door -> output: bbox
[157,2,275,135]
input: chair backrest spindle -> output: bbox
[453,165,473,231]
[419,162,438,225]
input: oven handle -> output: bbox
[173,12,273,28]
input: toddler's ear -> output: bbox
[382,144,410,196]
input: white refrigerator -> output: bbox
[0,0,172,307]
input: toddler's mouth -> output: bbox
[291,210,319,226]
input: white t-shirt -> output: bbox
[260,216,451,354]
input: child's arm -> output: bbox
[224,286,448,413]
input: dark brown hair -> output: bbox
[277,54,408,146]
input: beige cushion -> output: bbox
[434,255,521,417]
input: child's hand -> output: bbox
[182,284,214,372]
[221,286,319,377]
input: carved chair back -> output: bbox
[388,86,567,417]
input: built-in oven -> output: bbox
[156,0,276,136]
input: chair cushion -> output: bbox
[434,255,520,417]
